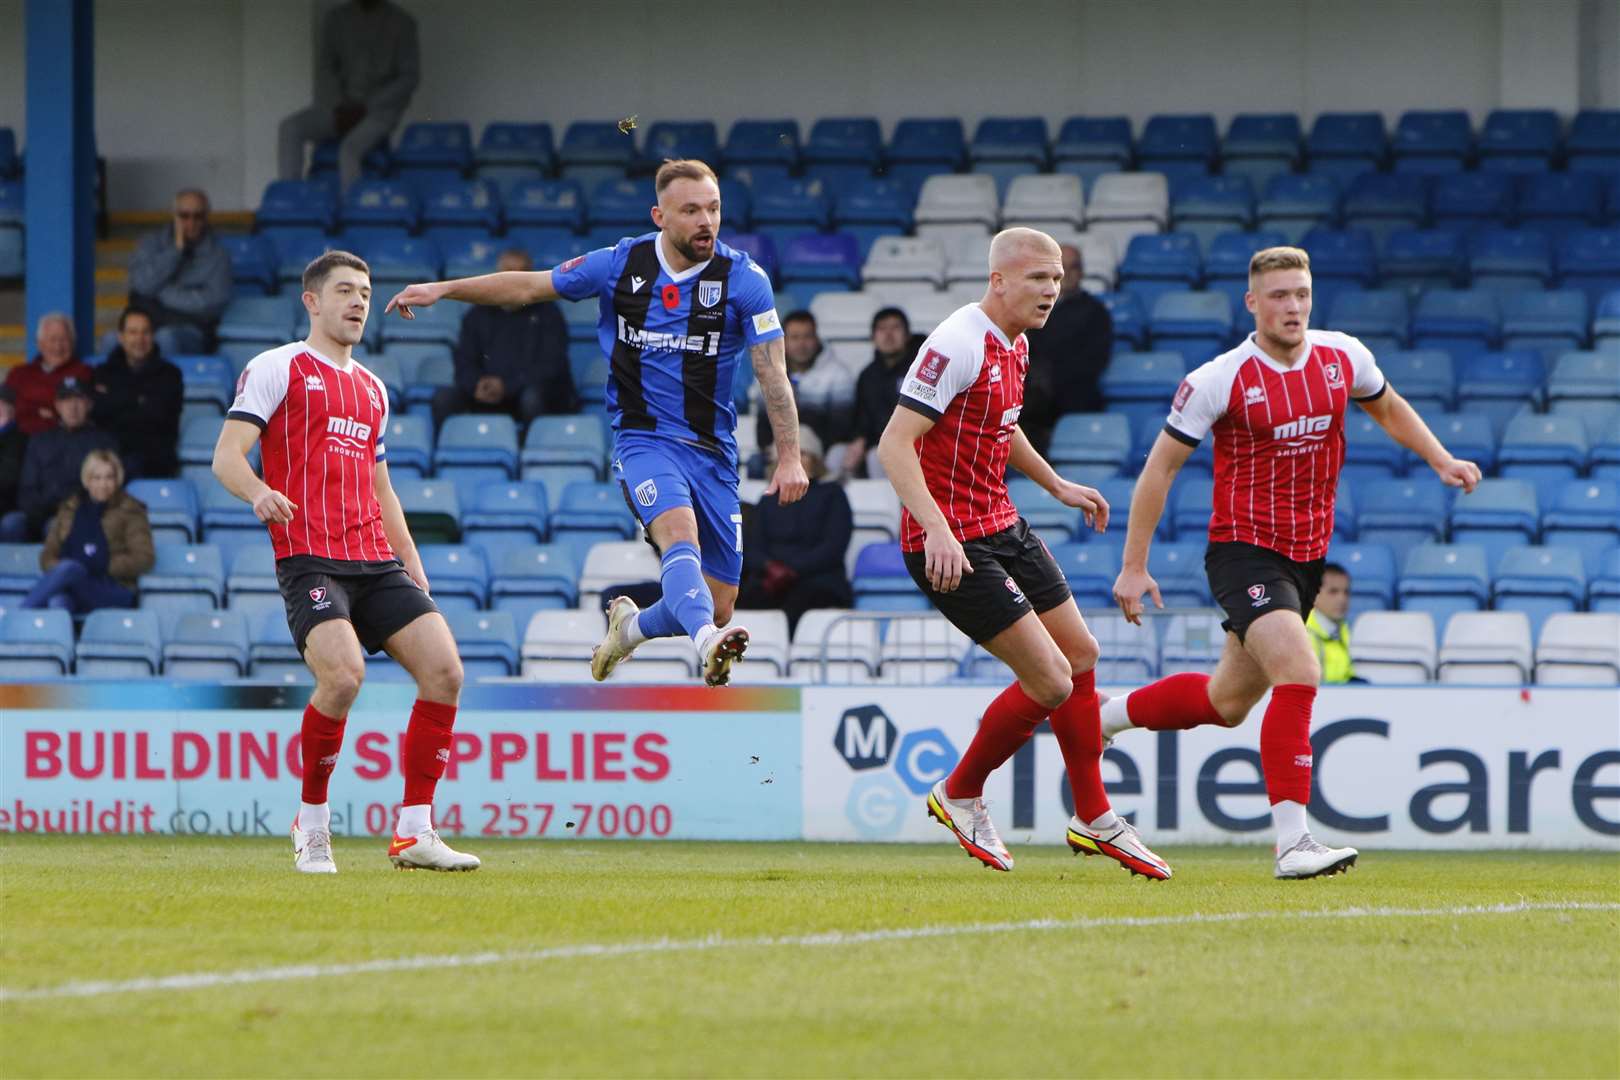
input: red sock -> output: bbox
[1126,672,1227,730]
[1260,684,1316,805]
[402,699,458,806]
[1049,669,1110,823]
[945,681,1049,799]
[299,703,346,804]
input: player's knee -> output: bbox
[1024,657,1073,710]
[1067,630,1100,674]
[321,660,365,708]
[418,654,464,701]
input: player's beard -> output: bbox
[672,230,714,263]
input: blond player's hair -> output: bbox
[654,158,718,195]
[79,448,125,491]
[1248,246,1311,284]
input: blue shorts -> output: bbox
[612,434,743,586]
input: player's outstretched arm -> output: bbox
[1008,426,1109,533]
[372,460,430,593]
[1358,386,1481,493]
[212,418,296,525]
[877,407,972,593]
[752,339,809,504]
[384,270,559,319]
[1113,431,1194,624]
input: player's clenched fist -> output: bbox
[1112,566,1163,626]
[1435,456,1482,494]
[383,282,444,319]
[924,529,973,593]
[252,488,298,525]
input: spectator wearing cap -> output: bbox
[842,306,924,478]
[125,188,233,355]
[738,427,854,634]
[0,385,25,522]
[0,377,117,542]
[25,448,154,615]
[754,310,856,465]
[1021,242,1112,454]
[91,305,185,478]
[3,312,94,437]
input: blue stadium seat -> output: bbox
[256,179,337,231]
[723,233,778,280]
[1601,289,1620,348]
[1380,229,1465,298]
[851,542,924,611]
[1547,350,1620,401]
[1343,411,1409,479]
[0,608,74,677]
[751,178,833,247]
[340,179,420,234]
[1494,546,1586,637]
[639,121,720,171]
[262,228,342,288]
[587,178,656,229]
[1221,114,1301,188]
[1479,110,1560,174]
[1119,234,1202,310]
[393,477,462,542]
[1048,540,1122,607]
[379,411,432,476]
[475,122,555,186]
[167,353,235,414]
[1139,114,1219,180]
[1589,546,1620,612]
[1501,289,1588,357]
[1326,540,1398,608]
[163,611,250,679]
[1411,289,1501,360]
[360,235,442,289]
[1457,349,1545,413]
[1160,611,1227,674]
[1098,292,1148,350]
[443,610,519,678]
[1431,173,1515,234]
[1170,175,1254,250]
[0,218,20,280]
[1567,109,1620,173]
[1378,349,1453,410]
[1469,228,1557,295]
[383,297,467,346]
[558,121,636,186]
[1342,173,1428,248]
[1048,413,1131,473]
[1300,228,1378,316]
[138,544,225,617]
[1333,475,1359,539]
[724,120,801,184]
[177,414,225,469]
[490,544,580,612]
[1359,476,1452,564]
[1428,411,1498,474]
[552,481,636,539]
[1544,479,1620,576]
[76,609,162,677]
[505,179,586,231]
[1307,113,1387,175]
[1052,116,1133,184]
[1147,541,1211,606]
[434,414,519,482]
[0,543,42,605]
[522,414,607,477]
[1499,413,1589,483]
[1590,411,1620,480]
[970,117,1049,195]
[417,544,489,612]
[1088,617,1159,681]
[1257,174,1340,242]
[437,234,504,279]
[1101,350,1185,404]
[886,118,967,189]
[1148,292,1232,366]
[200,483,264,547]
[462,479,549,548]
[217,295,295,347]
[308,135,390,185]
[833,177,913,258]
[217,234,275,296]
[1329,290,1411,351]
[1449,477,1540,569]
[803,118,883,191]
[1204,229,1287,311]
[1006,478,1080,540]
[780,232,861,287]
[224,543,279,616]
[1398,543,1490,634]
[126,478,199,545]
[1518,174,1605,240]
[1392,110,1472,174]
[1170,477,1214,539]
[1557,228,1620,307]
[420,179,501,233]
[392,122,473,192]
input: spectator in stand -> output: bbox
[24,449,154,614]
[755,310,855,462]
[1306,562,1358,684]
[4,312,93,437]
[0,385,24,521]
[433,249,575,432]
[738,427,853,634]
[125,189,233,355]
[1021,242,1112,453]
[277,0,420,193]
[0,378,117,541]
[91,306,185,479]
[842,306,924,478]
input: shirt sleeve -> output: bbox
[1163,359,1229,446]
[1340,333,1388,401]
[226,349,290,429]
[549,246,615,302]
[371,373,390,464]
[897,339,983,422]
[734,258,783,347]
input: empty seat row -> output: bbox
[1351,610,1618,684]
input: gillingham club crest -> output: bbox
[698,280,722,308]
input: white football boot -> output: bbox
[926,779,1013,871]
[1066,816,1172,880]
[291,821,337,874]
[698,624,750,686]
[590,595,642,681]
[1275,833,1358,879]
[388,829,481,871]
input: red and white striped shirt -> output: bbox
[228,341,395,563]
[896,304,1028,553]
[1165,329,1386,563]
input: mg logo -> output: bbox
[834,705,898,771]
[1272,414,1332,441]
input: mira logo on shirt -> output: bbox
[326,414,373,454]
[1272,414,1332,443]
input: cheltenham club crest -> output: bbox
[698,280,721,308]
[309,587,327,604]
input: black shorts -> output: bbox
[903,518,1072,644]
[1205,541,1325,643]
[276,555,440,655]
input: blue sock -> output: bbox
[634,541,714,642]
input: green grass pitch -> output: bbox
[2,836,1617,1078]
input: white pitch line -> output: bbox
[3,900,1615,1003]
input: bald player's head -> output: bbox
[983,228,1064,335]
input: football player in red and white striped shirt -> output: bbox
[878,228,1171,879]
[1109,246,1480,879]
[213,251,479,874]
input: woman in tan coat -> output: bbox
[25,448,155,613]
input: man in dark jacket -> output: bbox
[1021,243,1113,453]
[738,428,854,634]
[0,385,26,520]
[1,378,117,541]
[841,307,923,478]
[91,305,185,478]
[125,190,232,355]
[432,249,575,431]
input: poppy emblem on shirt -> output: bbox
[698,280,722,308]
[1323,361,1345,388]
[661,283,681,310]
